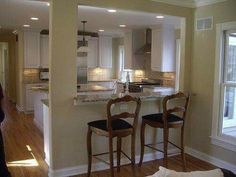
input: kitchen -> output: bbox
[21,6,183,133]
[2,0,236,177]
[19,6,181,134]
[15,3,185,175]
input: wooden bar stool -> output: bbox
[139,92,190,171]
[87,95,141,177]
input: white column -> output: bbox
[49,0,78,171]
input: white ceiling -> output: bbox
[151,0,227,8]
[0,0,182,36]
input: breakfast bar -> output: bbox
[42,90,182,170]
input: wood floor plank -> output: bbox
[1,98,216,177]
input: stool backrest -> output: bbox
[162,92,190,124]
[107,95,141,131]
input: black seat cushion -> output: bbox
[88,119,132,131]
[142,113,183,123]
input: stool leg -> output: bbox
[139,121,146,167]
[163,127,169,168]
[117,137,122,172]
[109,136,114,177]
[181,126,187,171]
[87,127,92,177]
[131,132,136,165]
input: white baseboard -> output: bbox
[185,146,236,174]
[48,148,180,177]
[16,104,24,112]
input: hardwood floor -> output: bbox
[1,98,48,177]
[1,98,216,177]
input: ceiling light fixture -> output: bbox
[46,2,50,6]
[156,15,164,19]
[30,17,39,21]
[119,25,126,28]
[78,21,89,53]
[108,9,117,13]
[23,24,30,27]
[99,29,104,32]
[12,30,18,35]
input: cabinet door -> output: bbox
[87,38,98,68]
[25,84,35,112]
[24,32,40,68]
[99,36,112,68]
[124,32,132,69]
[151,29,162,71]
[40,35,49,68]
[151,26,175,72]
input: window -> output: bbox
[211,22,236,152]
[221,31,236,137]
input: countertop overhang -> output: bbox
[74,91,175,105]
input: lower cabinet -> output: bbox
[25,84,36,113]
[33,91,48,132]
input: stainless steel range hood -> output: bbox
[135,29,152,55]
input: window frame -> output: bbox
[211,21,236,152]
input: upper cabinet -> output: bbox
[99,36,112,68]
[151,25,175,72]
[24,31,40,68]
[40,35,49,68]
[87,36,112,68]
[124,29,145,70]
[87,37,99,68]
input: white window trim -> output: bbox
[211,21,236,152]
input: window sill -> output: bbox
[210,136,236,152]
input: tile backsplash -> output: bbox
[88,68,114,81]
[23,69,42,83]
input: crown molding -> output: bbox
[195,0,227,7]
[151,0,227,8]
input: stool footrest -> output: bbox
[91,150,133,167]
[145,141,182,154]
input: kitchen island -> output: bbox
[42,90,181,169]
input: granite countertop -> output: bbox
[75,91,175,105]
[88,79,117,82]
[77,85,114,92]
[41,99,49,106]
[31,85,49,92]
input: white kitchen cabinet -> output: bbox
[34,91,48,132]
[124,29,145,69]
[24,31,40,68]
[99,36,112,68]
[40,35,49,68]
[25,84,36,113]
[87,38,98,68]
[151,25,175,72]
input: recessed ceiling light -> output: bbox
[119,25,126,28]
[107,9,117,13]
[156,15,164,19]
[46,2,50,6]
[30,17,39,21]
[23,24,30,27]
[99,29,104,32]
[12,30,18,35]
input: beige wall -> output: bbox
[189,0,236,165]
[0,33,17,102]
[48,0,193,171]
